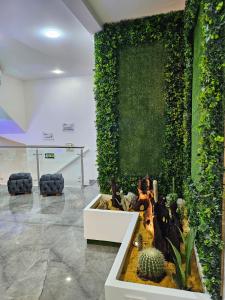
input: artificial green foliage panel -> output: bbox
[119,43,166,176]
[191,8,203,182]
[184,1,225,299]
[95,12,185,195]
[183,0,200,178]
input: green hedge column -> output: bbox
[184,1,225,299]
[95,12,185,195]
[191,6,203,182]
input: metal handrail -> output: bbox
[0,145,85,187]
[57,149,89,173]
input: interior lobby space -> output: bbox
[0,184,119,300]
[0,0,224,300]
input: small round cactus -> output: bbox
[137,247,165,282]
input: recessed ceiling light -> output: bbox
[52,69,64,75]
[65,277,72,282]
[43,28,62,39]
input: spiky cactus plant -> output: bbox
[137,248,165,282]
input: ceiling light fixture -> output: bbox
[43,28,62,39]
[52,69,64,75]
[66,277,72,282]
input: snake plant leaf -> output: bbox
[167,238,185,289]
[185,228,197,279]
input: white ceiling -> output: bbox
[0,0,185,80]
[86,0,185,23]
[0,0,94,80]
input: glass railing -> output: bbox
[0,145,85,188]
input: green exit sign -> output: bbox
[45,153,55,159]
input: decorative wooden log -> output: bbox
[144,201,154,238]
[111,178,123,210]
[170,201,182,231]
[153,195,181,262]
[154,197,169,237]
[132,199,149,211]
[146,175,151,191]
[152,215,168,258]
[166,218,181,261]
[134,176,149,211]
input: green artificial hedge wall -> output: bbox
[119,43,166,176]
[95,2,225,298]
[191,7,203,182]
[95,11,185,195]
[184,1,225,299]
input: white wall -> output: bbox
[0,74,27,130]
[0,137,27,185]
[0,136,24,146]
[1,76,97,185]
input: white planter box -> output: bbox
[105,216,211,300]
[83,194,211,300]
[83,194,138,243]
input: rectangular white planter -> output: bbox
[105,215,211,300]
[83,194,138,243]
[83,194,211,300]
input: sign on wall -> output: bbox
[42,132,54,141]
[45,153,55,159]
[63,123,74,132]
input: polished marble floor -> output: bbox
[0,185,119,300]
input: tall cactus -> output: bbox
[137,247,165,282]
